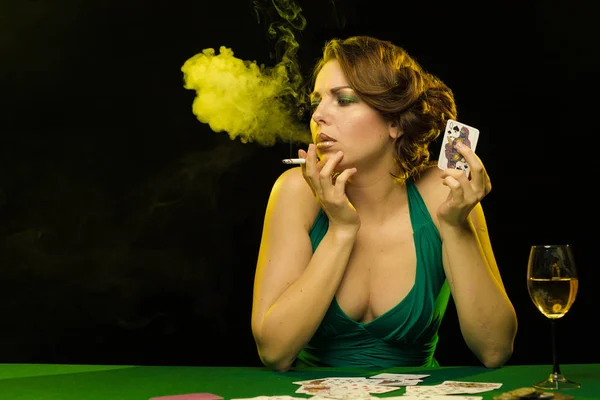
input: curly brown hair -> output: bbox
[310,36,457,181]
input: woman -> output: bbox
[251,35,518,371]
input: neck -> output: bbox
[345,165,406,224]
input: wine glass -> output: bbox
[527,244,580,390]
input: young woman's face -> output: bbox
[310,60,397,168]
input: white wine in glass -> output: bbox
[527,244,580,390]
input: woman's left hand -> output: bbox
[437,142,492,227]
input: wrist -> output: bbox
[327,224,360,242]
[438,218,475,240]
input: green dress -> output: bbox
[295,179,451,369]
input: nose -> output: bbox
[311,101,329,126]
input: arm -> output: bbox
[435,143,518,368]
[440,203,518,368]
[251,166,358,371]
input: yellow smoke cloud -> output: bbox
[181,0,311,147]
[181,47,310,146]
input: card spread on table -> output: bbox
[291,377,399,399]
[385,396,483,400]
[230,397,308,400]
[149,393,223,400]
[368,373,431,380]
[437,119,480,177]
[405,380,502,396]
[228,374,503,400]
[367,373,430,386]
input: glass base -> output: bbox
[533,372,581,390]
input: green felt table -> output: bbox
[0,363,598,399]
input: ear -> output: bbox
[388,120,402,139]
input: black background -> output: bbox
[1,0,598,367]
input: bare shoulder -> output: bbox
[272,166,310,194]
[267,167,320,231]
[414,165,450,200]
[412,166,450,226]
[413,165,489,228]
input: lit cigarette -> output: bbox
[281,158,306,165]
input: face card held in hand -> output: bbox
[437,119,480,177]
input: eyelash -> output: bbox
[310,96,355,112]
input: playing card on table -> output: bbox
[369,378,421,387]
[438,380,502,393]
[149,393,223,400]
[296,386,372,400]
[387,396,483,400]
[230,397,307,400]
[293,377,368,386]
[437,119,480,177]
[405,380,502,396]
[310,395,380,400]
[294,377,400,399]
[367,373,430,386]
[368,373,431,380]
[309,391,375,400]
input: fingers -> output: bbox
[466,151,492,195]
[455,143,490,191]
[441,144,491,198]
[298,148,308,173]
[298,148,307,169]
[298,146,356,200]
[440,166,470,185]
[299,144,321,192]
[441,173,465,203]
[302,144,319,178]
[333,167,358,197]
[297,148,316,197]
[319,151,344,187]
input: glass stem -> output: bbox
[551,319,561,376]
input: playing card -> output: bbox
[293,377,368,385]
[317,388,372,400]
[437,119,480,177]
[367,373,429,386]
[386,397,482,400]
[331,382,399,394]
[295,384,334,395]
[386,396,483,400]
[405,380,501,396]
[231,397,307,400]
[295,384,396,396]
[296,385,371,400]
[294,377,400,398]
[371,378,422,386]
[368,373,430,380]
[310,395,376,400]
[292,378,332,385]
[149,394,223,400]
[438,380,502,393]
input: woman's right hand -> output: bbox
[299,144,360,232]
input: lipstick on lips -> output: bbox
[316,133,336,149]
[316,141,335,149]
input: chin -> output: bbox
[333,162,349,173]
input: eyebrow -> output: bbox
[310,85,353,100]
